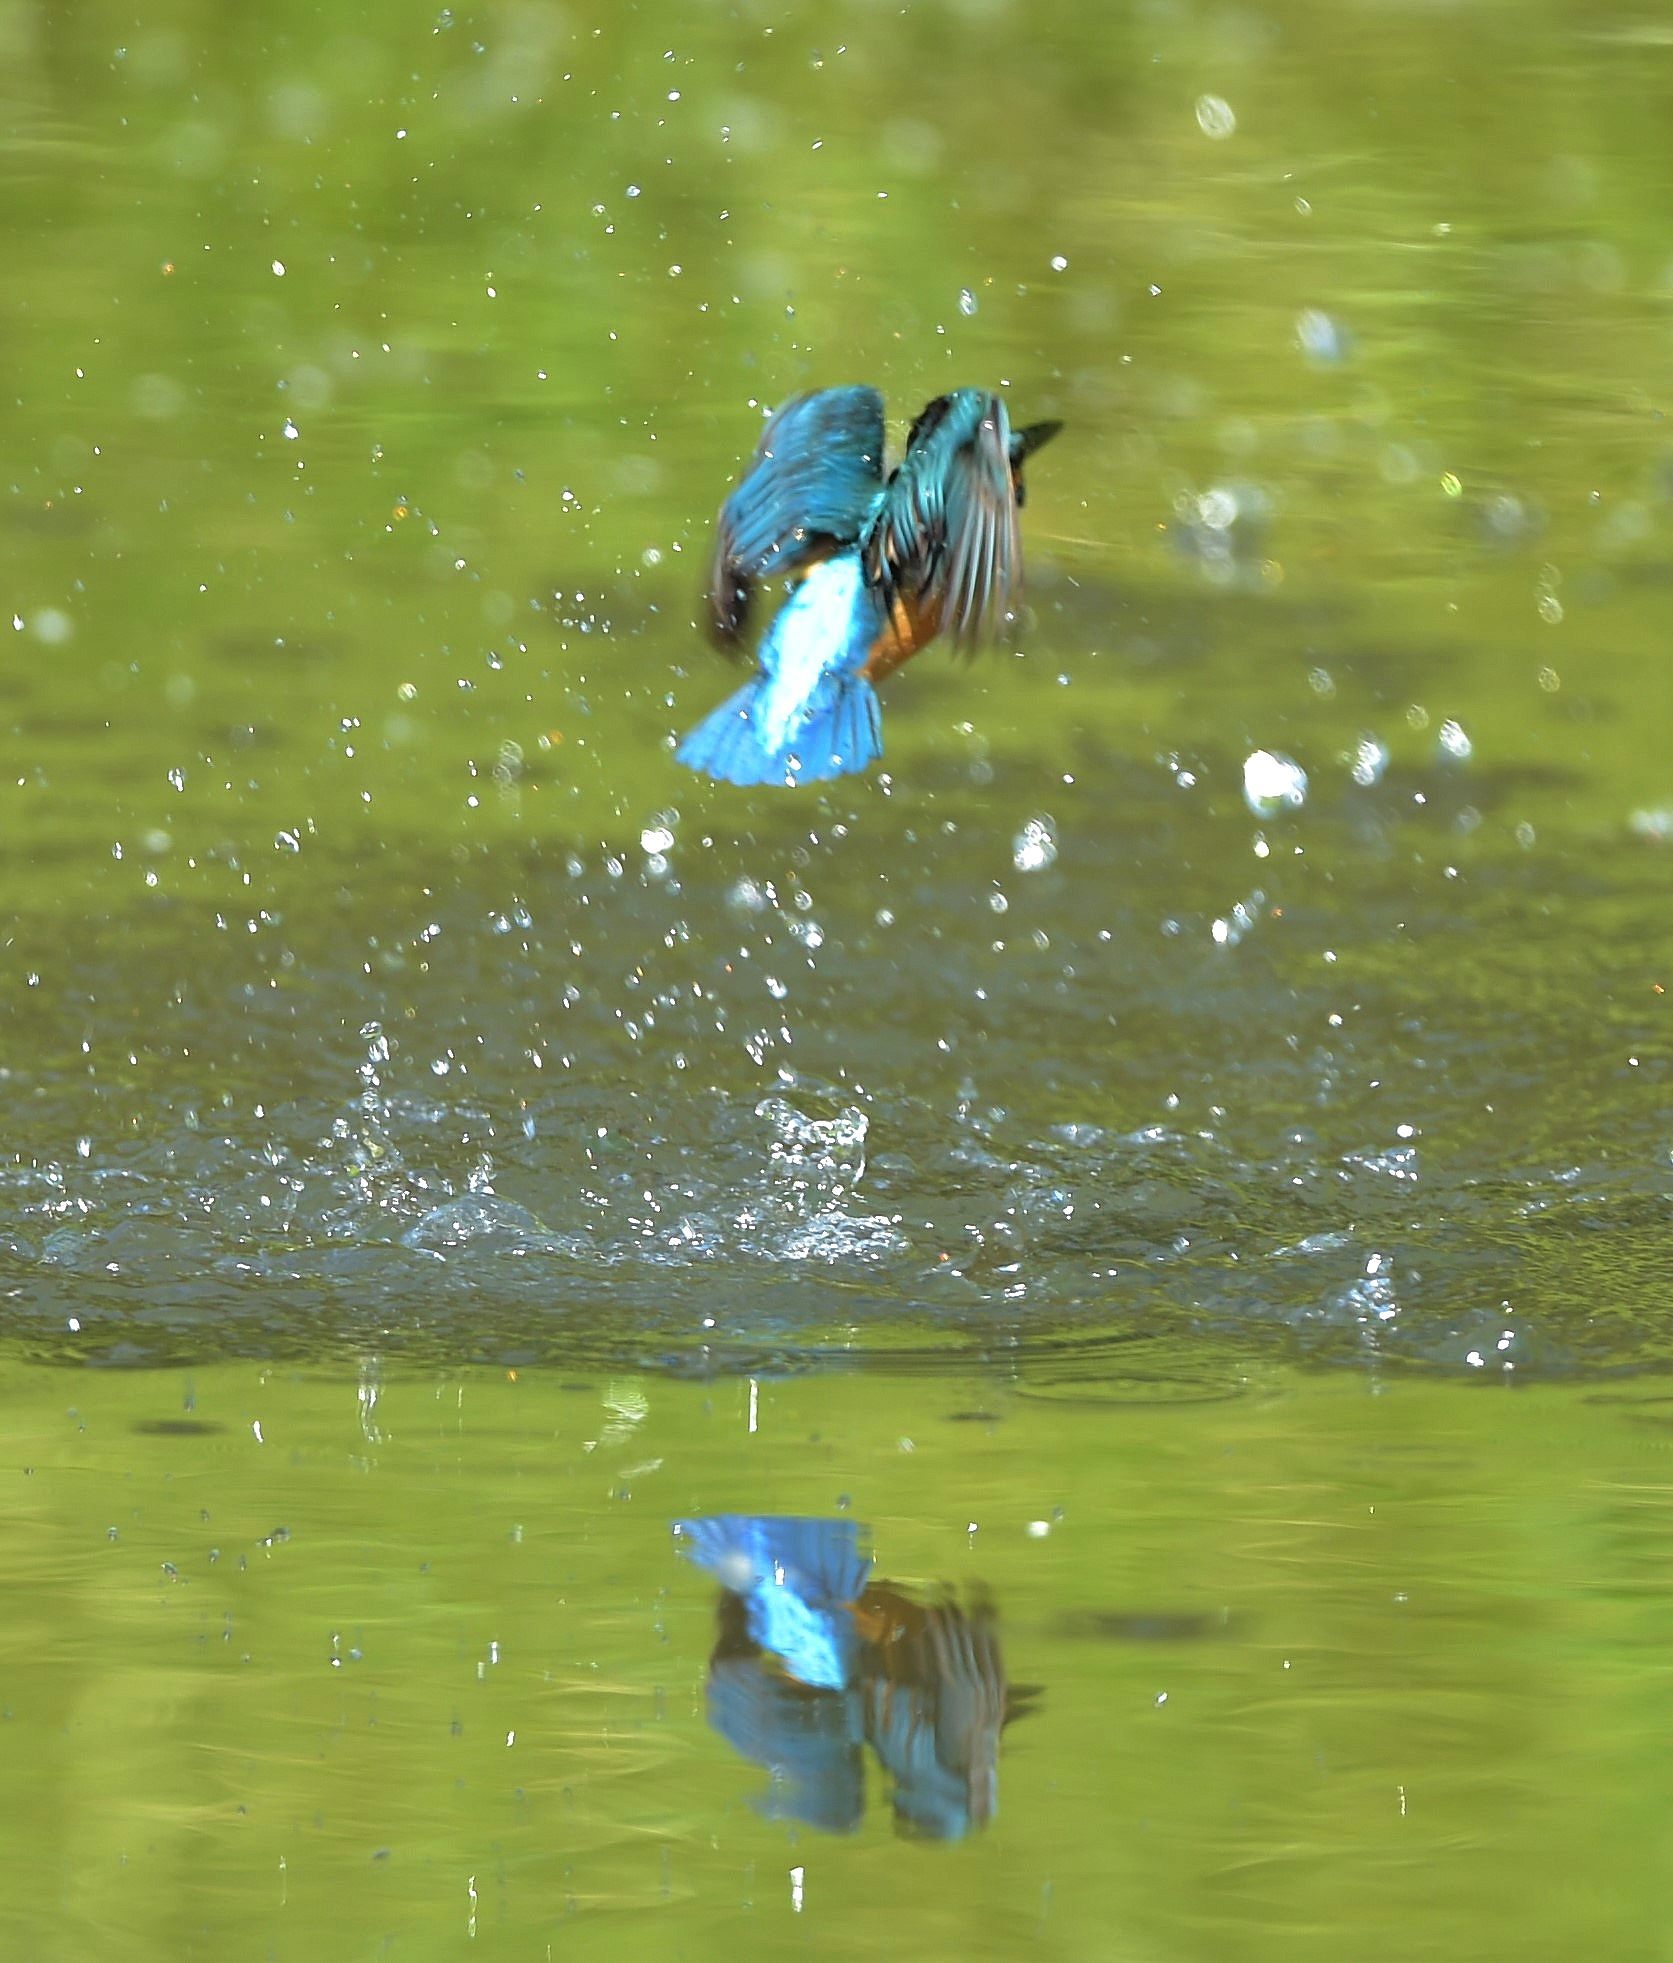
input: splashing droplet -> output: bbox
[1351,736,1389,787]
[1436,719,1473,763]
[1243,750,1308,817]
[1012,815,1058,872]
[1195,94,1236,139]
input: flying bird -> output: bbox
[676,386,1061,788]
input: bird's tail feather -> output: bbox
[677,669,882,787]
[674,1515,874,1608]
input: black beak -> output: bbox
[1011,419,1063,465]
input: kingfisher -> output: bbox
[676,386,1061,788]
[673,1512,1026,1838]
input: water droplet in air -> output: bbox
[1351,735,1389,787]
[1243,750,1308,817]
[1195,94,1236,139]
[1295,308,1348,361]
[1012,815,1058,872]
[1436,719,1473,763]
[1196,486,1239,531]
[727,877,769,913]
[958,287,977,316]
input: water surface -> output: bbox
[2,0,1671,1952]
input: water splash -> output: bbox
[1242,750,1307,817]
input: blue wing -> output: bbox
[709,386,885,646]
[862,388,1023,649]
[705,1661,867,1832]
[862,1598,1008,1840]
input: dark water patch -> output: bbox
[0,788,1666,1378]
[1052,1609,1233,1644]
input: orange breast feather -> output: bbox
[863,589,944,682]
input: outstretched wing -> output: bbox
[709,386,886,647]
[862,389,1022,649]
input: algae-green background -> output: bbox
[3,0,1673,1953]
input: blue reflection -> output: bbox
[673,1514,1025,1839]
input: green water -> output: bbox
[11,1362,1673,1958]
[3,0,1672,1951]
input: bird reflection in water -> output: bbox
[673,1514,1033,1839]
